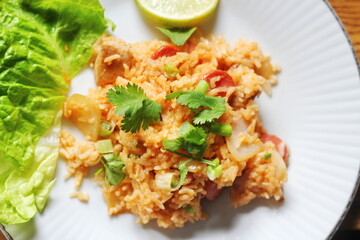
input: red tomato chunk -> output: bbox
[260,134,289,164]
[152,45,180,60]
[202,70,235,96]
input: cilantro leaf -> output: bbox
[107,83,147,115]
[162,123,207,158]
[163,137,206,157]
[166,91,226,124]
[176,159,192,189]
[165,91,187,100]
[121,99,162,133]
[176,91,225,111]
[181,126,207,156]
[107,83,162,133]
[165,150,217,167]
[193,109,226,125]
[101,154,126,186]
[163,149,217,188]
[182,125,207,145]
[157,27,197,46]
[162,138,184,151]
[183,141,207,157]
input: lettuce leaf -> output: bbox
[1,112,61,224]
[0,0,107,224]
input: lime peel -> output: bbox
[135,0,219,28]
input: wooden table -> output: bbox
[328,0,360,231]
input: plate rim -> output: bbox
[322,0,360,239]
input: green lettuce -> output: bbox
[0,0,107,224]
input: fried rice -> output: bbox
[59,34,288,228]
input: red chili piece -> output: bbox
[260,134,289,164]
[151,45,180,60]
[202,70,235,97]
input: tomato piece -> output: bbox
[260,134,289,163]
[184,41,195,53]
[202,70,235,96]
[204,181,223,201]
[151,45,180,60]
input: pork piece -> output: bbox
[93,37,132,86]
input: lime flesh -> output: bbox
[135,0,219,28]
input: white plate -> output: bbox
[7,0,360,239]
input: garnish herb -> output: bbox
[94,167,105,176]
[107,83,162,133]
[163,122,207,157]
[164,64,179,77]
[100,154,126,186]
[207,158,222,181]
[166,91,226,125]
[157,27,197,46]
[128,153,139,159]
[176,159,192,189]
[194,80,210,94]
[264,153,272,160]
[184,205,195,214]
[162,122,218,188]
[162,81,231,188]
[95,140,126,186]
[165,149,217,167]
[210,122,232,137]
[170,175,179,188]
[97,139,114,154]
[99,121,115,137]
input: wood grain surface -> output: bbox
[328,0,360,230]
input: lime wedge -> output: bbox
[135,0,219,28]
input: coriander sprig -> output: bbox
[107,83,162,133]
[163,122,207,158]
[164,148,217,167]
[95,154,126,186]
[162,122,220,189]
[166,83,226,125]
[95,140,126,186]
[157,27,197,46]
[162,80,230,188]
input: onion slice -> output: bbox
[226,118,261,162]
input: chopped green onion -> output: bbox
[94,167,105,176]
[184,205,195,214]
[210,122,232,137]
[164,64,179,77]
[207,158,222,181]
[97,139,114,154]
[99,121,115,137]
[102,153,115,161]
[155,172,177,190]
[264,153,272,160]
[128,153,138,159]
[194,80,210,94]
[170,175,179,188]
[212,158,220,166]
